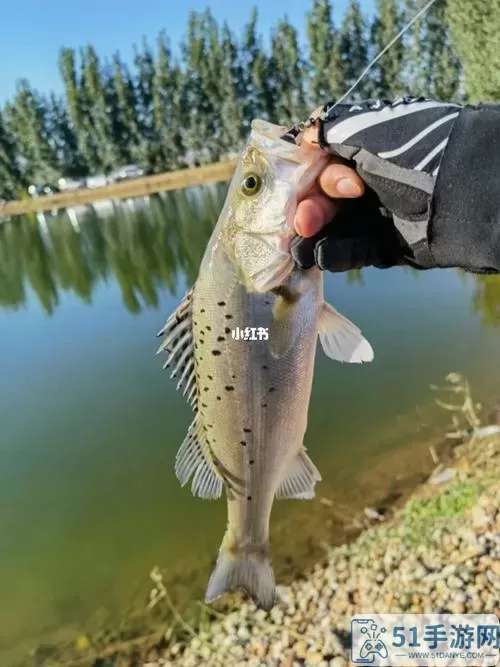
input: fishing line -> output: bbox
[329,0,439,110]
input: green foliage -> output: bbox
[447,0,500,102]
[402,481,483,544]
[0,2,493,197]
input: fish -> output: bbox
[156,119,374,611]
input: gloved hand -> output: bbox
[292,97,463,272]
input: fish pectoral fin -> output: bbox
[156,289,197,410]
[276,449,322,500]
[318,301,374,363]
[268,289,301,359]
[175,416,223,499]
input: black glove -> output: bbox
[292,97,464,272]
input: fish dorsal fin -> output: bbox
[276,449,322,500]
[175,415,223,499]
[318,302,374,363]
[157,289,198,409]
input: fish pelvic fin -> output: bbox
[205,542,276,612]
[318,301,374,363]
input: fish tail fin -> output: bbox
[205,544,276,611]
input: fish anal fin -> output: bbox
[175,416,223,499]
[276,449,322,500]
[318,302,374,363]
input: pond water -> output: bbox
[1,186,500,664]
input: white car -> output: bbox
[110,164,145,182]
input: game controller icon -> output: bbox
[359,638,388,660]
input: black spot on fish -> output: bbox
[225,327,231,334]
[201,403,207,408]
[217,336,225,342]
[199,339,204,345]
[262,365,268,370]
[269,387,275,393]
[249,459,255,464]
[217,301,226,306]
[193,320,197,325]
[261,403,267,408]
[247,496,252,501]
[206,325,211,331]
[225,385,234,391]
[207,424,213,428]
[243,428,251,433]
[212,350,221,356]
[232,374,236,379]
[217,396,221,401]
[225,314,233,320]
[194,342,198,349]
[201,308,205,313]
[240,441,246,446]
[265,300,271,305]
[207,375,213,380]
[204,387,209,392]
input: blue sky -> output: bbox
[0,0,375,104]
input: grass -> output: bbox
[402,480,484,545]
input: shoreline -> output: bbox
[30,379,500,667]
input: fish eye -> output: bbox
[240,173,262,197]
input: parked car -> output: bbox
[108,164,145,182]
[85,174,108,189]
[58,177,86,192]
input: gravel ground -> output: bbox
[149,434,500,667]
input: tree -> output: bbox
[370,0,405,97]
[337,0,370,100]
[59,47,99,173]
[241,9,275,124]
[219,22,245,153]
[112,53,142,165]
[446,0,499,102]
[0,110,25,199]
[307,0,343,104]
[81,45,123,172]
[5,80,60,186]
[270,18,308,125]
[46,93,87,178]
[153,32,184,169]
[403,0,461,101]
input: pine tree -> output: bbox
[306,0,343,105]
[446,0,499,102]
[404,0,461,101]
[81,45,122,172]
[5,81,60,186]
[112,53,142,164]
[241,8,275,123]
[46,93,87,178]
[370,0,405,97]
[0,110,25,199]
[337,0,370,100]
[219,22,245,153]
[270,18,307,125]
[59,47,99,173]
[153,32,184,169]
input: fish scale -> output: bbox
[157,119,374,611]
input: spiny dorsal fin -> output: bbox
[276,449,322,500]
[175,415,223,499]
[157,289,197,409]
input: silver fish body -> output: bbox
[157,119,373,610]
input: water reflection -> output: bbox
[1,187,500,323]
[0,186,225,316]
